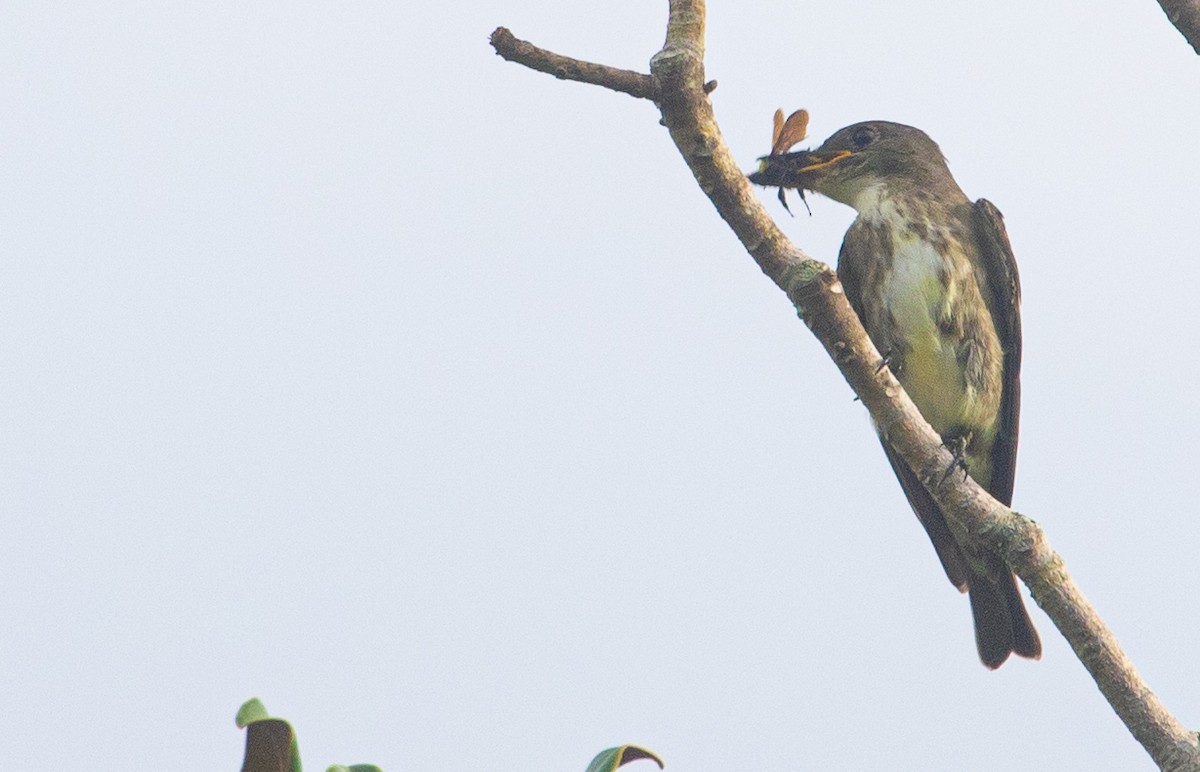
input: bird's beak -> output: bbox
[793,149,852,173]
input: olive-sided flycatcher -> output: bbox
[749,120,1041,668]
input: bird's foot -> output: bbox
[938,434,972,487]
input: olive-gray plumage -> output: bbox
[752,121,1040,667]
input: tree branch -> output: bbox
[489,27,658,101]
[1157,0,1200,55]
[490,3,1200,768]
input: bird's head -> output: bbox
[749,120,958,210]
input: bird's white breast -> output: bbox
[854,186,972,433]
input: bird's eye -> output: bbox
[851,126,875,149]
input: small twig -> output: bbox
[489,27,658,101]
[1156,0,1200,55]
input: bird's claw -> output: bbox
[939,435,971,487]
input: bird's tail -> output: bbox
[879,439,1041,668]
[969,568,1042,669]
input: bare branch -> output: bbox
[489,27,658,101]
[1157,0,1200,55]
[492,2,1200,767]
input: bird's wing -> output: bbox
[838,225,970,590]
[835,224,867,322]
[880,439,971,590]
[971,198,1023,506]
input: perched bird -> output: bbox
[749,119,1041,668]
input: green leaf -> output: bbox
[236,698,271,728]
[326,766,383,772]
[236,699,303,772]
[585,745,664,772]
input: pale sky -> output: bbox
[4,2,1200,770]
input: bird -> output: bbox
[749,116,1041,668]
